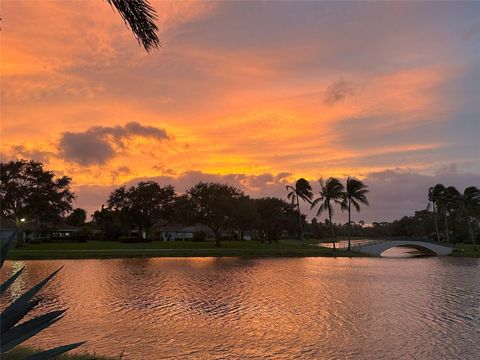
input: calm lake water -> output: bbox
[2,256,480,359]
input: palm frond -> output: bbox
[108,0,160,51]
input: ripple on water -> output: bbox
[1,257,479,359]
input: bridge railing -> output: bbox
[317,238,452,250]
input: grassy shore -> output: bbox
[451,243,480,257]
[7,239,478,260]
[7,239,365,260]
[2,347,115,360]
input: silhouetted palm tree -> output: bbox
[443,186,461,243]
[108,0,160,51]
[459,186,480,251]
[311,178,344,251]
[341,177,369,251]
[428,184,445,242]
[286,178,313,245]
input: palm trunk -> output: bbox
[297,196,304,246]
[347,198,352,251]
[432,202,440,242]
[443,209,450,243]
[329,204,335,252]
[466,216,478,251]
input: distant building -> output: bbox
[150,222,214,241]
[0,217,81,243]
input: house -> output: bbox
[49,223,81,241]
[150,222,214,241]
[0,218,82,243]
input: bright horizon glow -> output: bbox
[1,1,479,221]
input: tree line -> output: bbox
[1,160,479,250]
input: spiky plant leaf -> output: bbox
[1,298,42,336]
[24,342,87,360]
[1,267,62,334]
[1,311,65,353]
[1,227,84,357]
[1,232,16,267]
[0,267,24,295]
[107,0,160,51]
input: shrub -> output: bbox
[119,236,151,243]
[192,230,207,242]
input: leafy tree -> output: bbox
[311,177,344,251]
[255,197,297,243]
[65,208,87,227]
[341,177,369,251]
[232,196,258,240]
[106,181,175,239]
[0,160,74,246]
[92,205,125,241]
[286,178,313,245]
[185,182,245,246]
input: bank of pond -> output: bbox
[6,239,479,260]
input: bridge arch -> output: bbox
[354,240,452,257]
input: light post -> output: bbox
[17,218,38,247]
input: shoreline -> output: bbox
[7,247,367,260]
[5,240,478,261]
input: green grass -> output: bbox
[7,240,365,260]
[451,243,480,257]
[2,347,115,360]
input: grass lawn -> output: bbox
[451,243,480,257]
[2,347,115,360]
[7,239,366,260]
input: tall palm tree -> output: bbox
[341,177,369,251]
[311,177,344,251]
[443,186,461,243]
[428,184,444,242]
[108,0,160,51]
[286,178,313,245]
[459,186,480,251]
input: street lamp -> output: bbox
[18,218,38,246]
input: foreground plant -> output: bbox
[1,234,84,359]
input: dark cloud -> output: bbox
[59,132,116,166]
[323,80,354,105]
[58,122,169,165]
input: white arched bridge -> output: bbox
[351,239,452,256]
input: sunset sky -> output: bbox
[1,1,479,222]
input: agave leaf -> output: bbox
[24,341,87,360]
[1,232,16,268]
[1,267,61,333]
[1,298,42,335]
[1,311,65,353]
[0,267,25,295]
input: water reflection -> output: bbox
[381,246,430,258]
[1,257,479,359]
